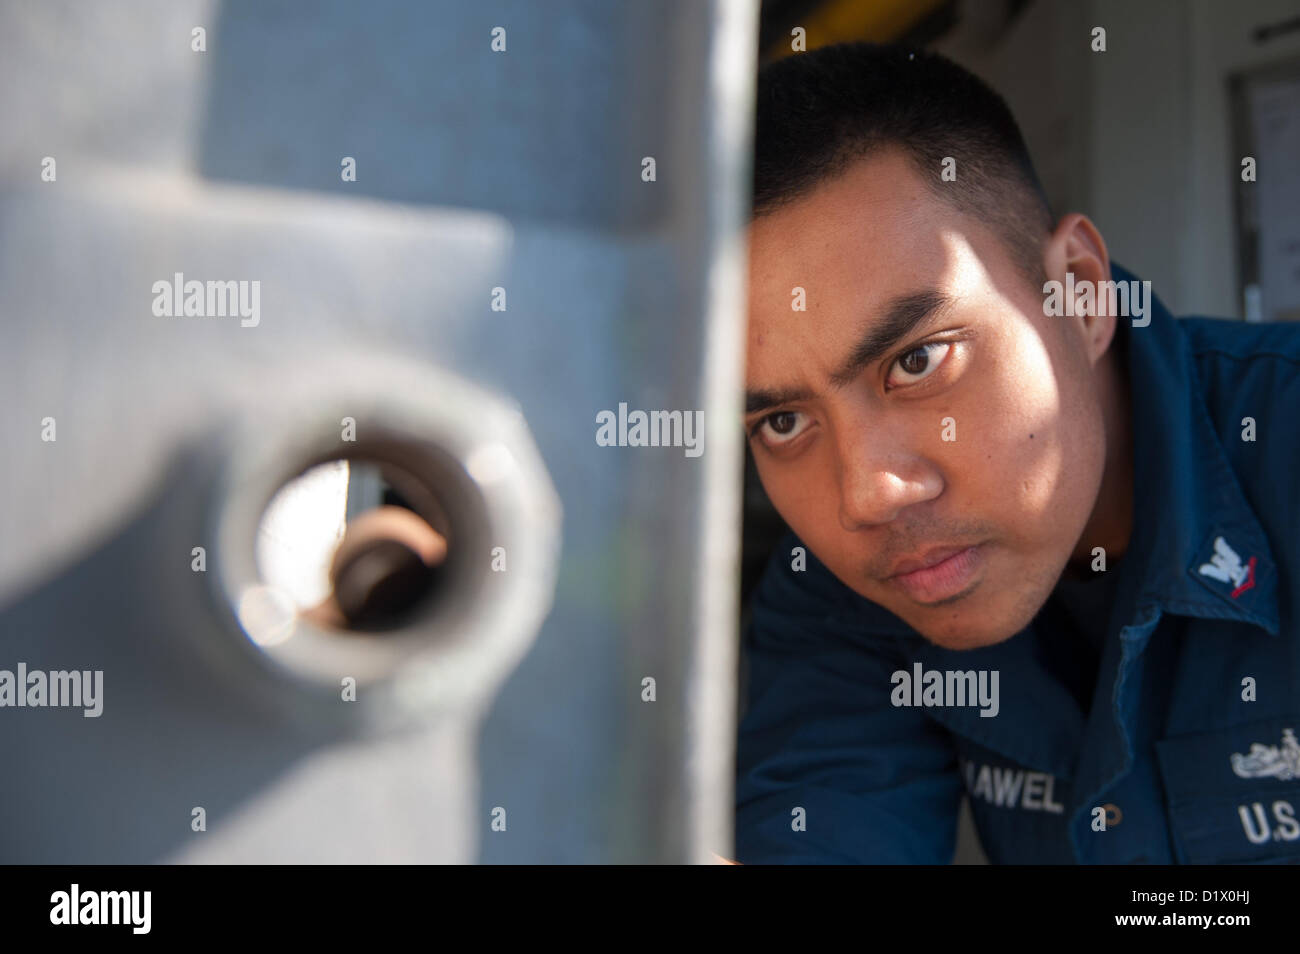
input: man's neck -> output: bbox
[1071,332,1134,568]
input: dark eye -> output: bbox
[768,412,798,435]
[886,342,951,388]
[754,410,809,446]
[900,349,930,374]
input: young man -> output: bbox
[734,43,1300,864]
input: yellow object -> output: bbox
[767,0,947,60]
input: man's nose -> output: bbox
[834,422,943,531]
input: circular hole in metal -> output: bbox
[255,459,452,633]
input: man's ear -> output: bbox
[1043,212,1115,364]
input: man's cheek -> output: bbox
[968,396,1066,510]
[1013,440,1064,512]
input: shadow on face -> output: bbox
[744,150,1109,649]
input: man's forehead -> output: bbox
[748,161,929,273]
[746,226,990,344]
[744,144,1020,283]
[747,206,986,346]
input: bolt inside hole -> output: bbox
[317,506,448,631]
[256,460,450,634]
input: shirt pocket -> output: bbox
[1156,717,1300,864]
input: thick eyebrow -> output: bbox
[828,290,954,387]
[745,385,814,415]
[744,290,954,416]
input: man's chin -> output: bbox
[900,602,1034,650]
[916,625,1021,651]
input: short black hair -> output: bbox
[752,43,1054,284]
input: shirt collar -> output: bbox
[1113,262,1279,636]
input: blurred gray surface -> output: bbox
[0,0,757,863]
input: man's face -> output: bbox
[744,150,1107,649]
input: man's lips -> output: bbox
[885,545,976,579]
[884,544,986,604]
